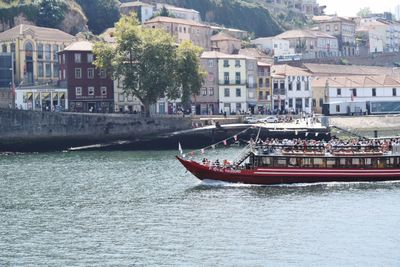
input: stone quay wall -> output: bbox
[0,109,192,151]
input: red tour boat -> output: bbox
[177,141,400,185]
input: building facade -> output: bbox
[256,62,272,114]
[0,24,75,86]
[155,4,201,22]
[313,15,357,56]
[113,78,143,113]
[58,41,114,113]
[251,37,292,57]
[196,52,219,115]
[323,75,400,115]
[276,29,339,59]
[144,16,211,50]
[271,65,312,114]
[120,2,154,24]
[210,32,241,54]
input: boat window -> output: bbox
[340,158,346,166]
[387,157,395,167]
[352,158,360,165]
[365,158,372,166]
[277,158,287,166]
[303,158,311,167]
[327,158,336,167]
[262,157,272,165]
[314,158,323,167]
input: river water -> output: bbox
[1,148,400,266]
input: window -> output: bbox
[236,103,241,112]
[351,88,357,97]
[337,88,341,96]
[37,43,43,59]
[209,87,214,96]
[1,44,7,53]
[319,98,323,107]
[38,63,44,77]
[259,78,263,87]
[101,86,107,96]
[53,64,59,78]
[336,105,340,112]
[223,60,229,67]
[88,87,95,96]
[372,88,376,97]
[235,72,241,84]
[288,98,293,108]
[10,43,15,54]
[236,88,241,97]
[326,25,330,32]
[202,87,207,96]
[45,44,51,60]
[100,69,106,78]
[266,78,270,88]
[288,82,293,91]
[208,59,214,67]
[87,68,94,79]
[224,72,229,84]
[87,53,94,63]
[75,87,82,96]
[75,68,82,79]
[235,60,241,67]
[53,45,58,61]
[296,81,301,91]
[305,98,309,108]
[312,98,316,107]
[118,93,125,101]
[224,88,230,97]
[259,91,263,100]
[393,88,397,96]
[334,24,339,31]
[74,53,81,63]
[45,63,51,77]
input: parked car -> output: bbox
[258,116,279,123]
[243,116,258,124]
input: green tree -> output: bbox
[76,0,120,34]
[36,0,67,28]
[176,40,205,109]
[94,14,205,116]
[357,7,372,18]
[93,14,177,116]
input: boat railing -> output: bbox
[254,143,391,156]
[234,142,254,166]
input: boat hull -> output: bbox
[177,157,400,185]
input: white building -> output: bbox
[251,37,293,57]
[113,78,142,113]
[156,4,201,22]
[323,75,400,115]
[120,2,154,24]
[358,18,400,53]
[271,65,312,113]
[15,85,68,111]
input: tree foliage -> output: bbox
[93,14,204,116]
[76,0,120,34]
[357,7,372,18]
[36,0,67,28]
[176,41,206,108]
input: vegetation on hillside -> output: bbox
[75,0,120,34]
[121,0,284,37]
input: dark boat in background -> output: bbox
[177,141,400,185]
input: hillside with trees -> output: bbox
[0,0,291,37]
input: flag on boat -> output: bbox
[234,135,238,141]
[223,140,227,146]
[201,149,205,154]
[178,142,183,155]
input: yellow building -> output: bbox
[0,24,75,86]
[256,61,272,113]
